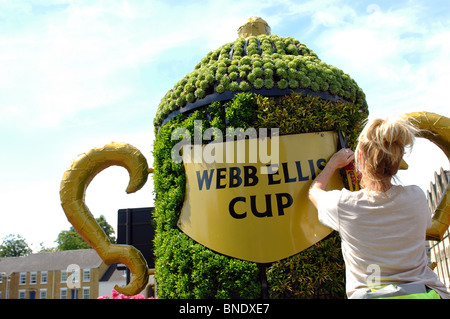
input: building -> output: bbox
[0,249,109,299]
[98,264,127,297]
[0,206,156,300]
[427,168,450,290]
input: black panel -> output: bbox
[117,207,155,269]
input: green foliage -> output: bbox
[153,109,260,299]
[255,92,365,148]
[0,234,32,257]
[224,92,257,129]
[267,232,346,299]
[56,228,91,251]
[155,228,260,299]
[153,92,368,299]
[56,215,116,251]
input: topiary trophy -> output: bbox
[151,17,368,299]
[59,17,450,299]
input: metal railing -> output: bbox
[429,229,450,289]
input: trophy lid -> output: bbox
[154,17,367,129]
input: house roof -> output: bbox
[99,264,127,282]
[0,249,103,276]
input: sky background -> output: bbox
[0,0,449,251]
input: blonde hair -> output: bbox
[355,116,418,190]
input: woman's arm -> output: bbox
[308,148,355,208]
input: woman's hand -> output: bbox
[308,148,355,208]
[326,148,355,170]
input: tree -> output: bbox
[56,215,116,251]
[56,228,90,251]
[0,234,32,257]
[97,215,116,243]
[37,242,56,253]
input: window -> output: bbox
[61,270,67,283]
[83,269,90,282]
[70,268,79,284]
[19,272,26,285]
[40,289,47,299]
[82,287,90,299]
[30,272,37,284]
[19,290,26,299]
[40,271,48,284]
[60,288,67,299]
[66,265,79,285]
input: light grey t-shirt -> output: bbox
[317,185,450,299]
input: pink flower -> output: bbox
[111,289,119,299]
[98,289,155,299]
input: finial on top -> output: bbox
[238,17,271,38]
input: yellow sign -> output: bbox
[177,131,344,263]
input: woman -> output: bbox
[308,117,450,299]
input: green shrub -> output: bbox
[153,107,261,299]
[267,232,346,299]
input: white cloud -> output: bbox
[0,0,273,130]
[0,5,131,127]
[306,3,449,118]
[0,2,174,128]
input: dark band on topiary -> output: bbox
[159,86,348,128]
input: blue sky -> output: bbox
[0,0,449,250]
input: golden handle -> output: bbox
[60,142,150,295]
[403,112,450,241]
